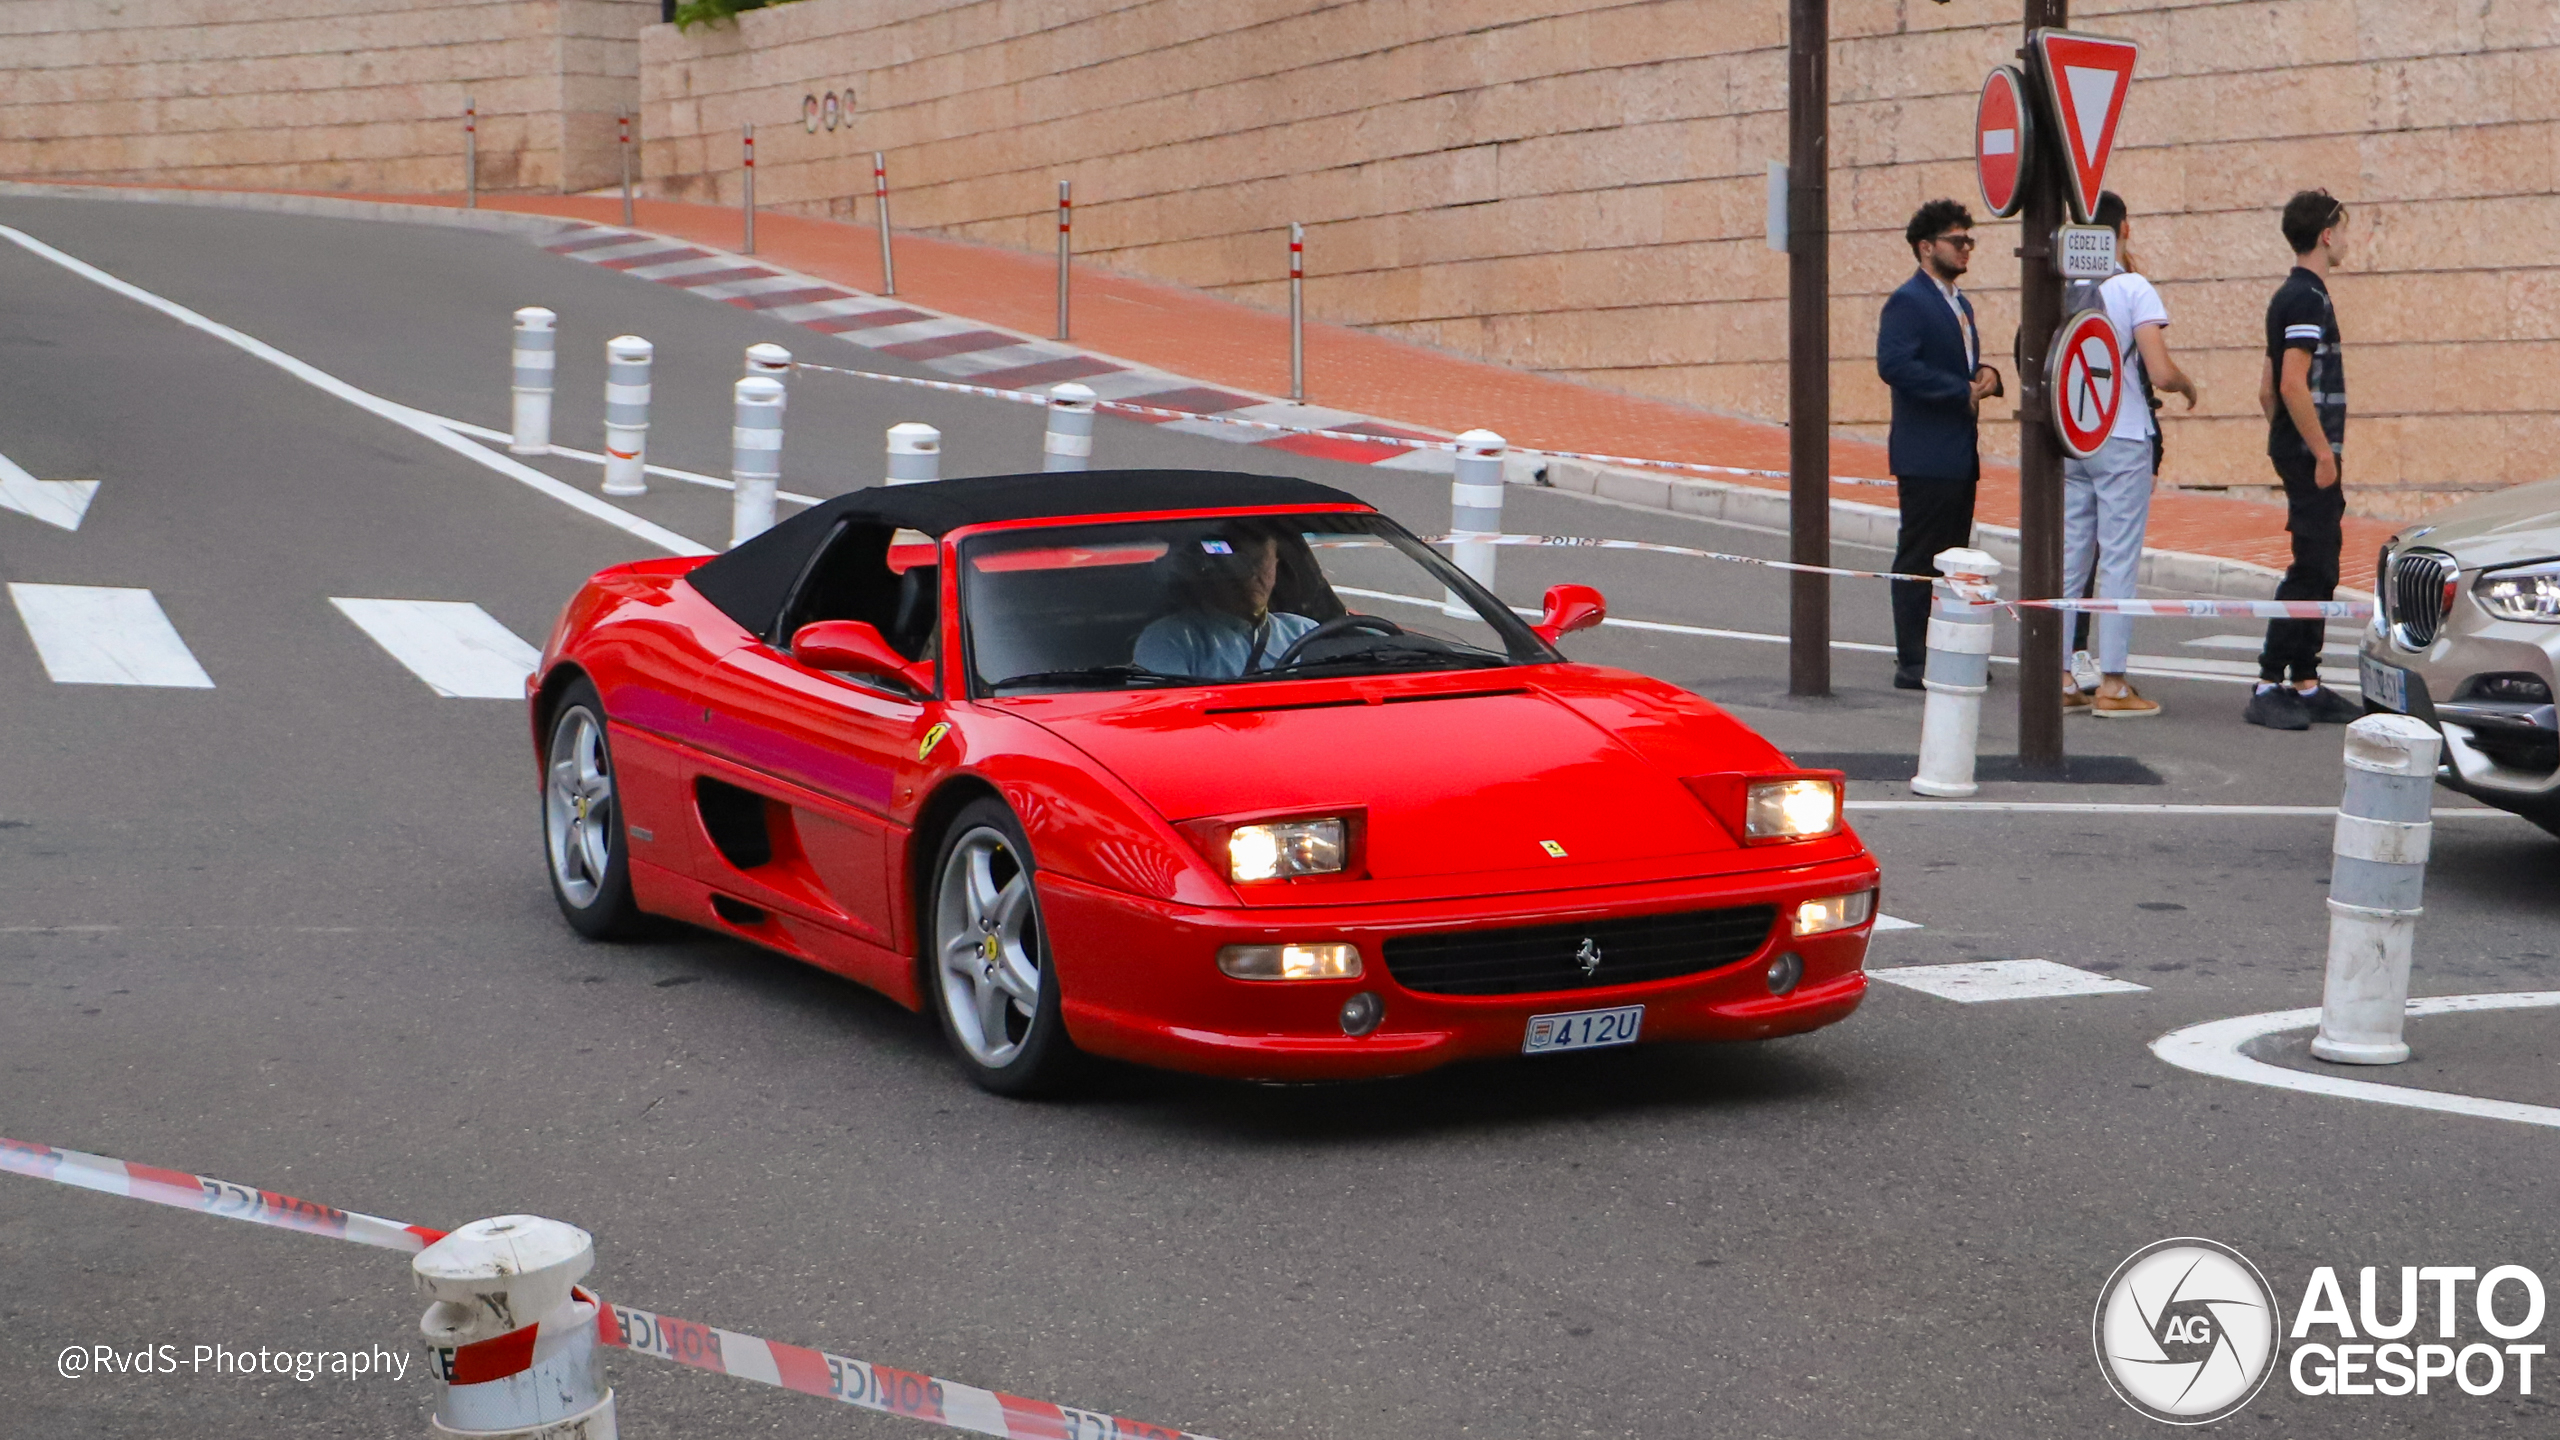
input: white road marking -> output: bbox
[1849,801,2519,818]
[7,583,213,687]
[0,225,710,558]
[419,412,820,506]
[2182,632,2359,658]
[2152,992,2560,1129]
[0,451,99,531]
[1870,958,2148,1002]
[1873,914,1922,931]
[1330,586,2318,681]
[330,599,540,698]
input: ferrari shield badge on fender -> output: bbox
[1539,840,1567,858]
[917,722,951,761]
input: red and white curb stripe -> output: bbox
[540,225,1446,473]
[538,224,1900,490]
[2,1135,1218,1440]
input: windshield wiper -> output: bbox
[1261,649,1507,677]
[989,664,1186,692]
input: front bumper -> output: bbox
[2358,612,2560,819]
[1038,856,1880,1081]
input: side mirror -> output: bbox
[790,620,936,696]
[1530,583,1606,645]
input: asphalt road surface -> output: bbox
[4,194,2557,1438]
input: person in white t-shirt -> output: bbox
[2061,191,2198,718]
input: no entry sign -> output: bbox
[1975,66,2031,218]
[2031,30,2140,224]
[2048,308,2124,459]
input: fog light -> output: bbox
[1765,952,1804,995]
[1338,991,1384,1036]
[1792,889,1876,937]
[1218,943,1362,980]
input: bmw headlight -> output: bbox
[1226,818,1346,882]
[2474,562,2560,623]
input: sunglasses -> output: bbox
[1930,234,1977,250]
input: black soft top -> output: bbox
[683,468,1368,641]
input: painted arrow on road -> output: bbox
[0,451,98,531]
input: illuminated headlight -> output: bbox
[2474,563,2560,623]
[1227,818,1346,882]
[1793,889,1876,937]
[1218,943,1363,981]
[1746,778,1841,842]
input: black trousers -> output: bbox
[2257,451,2345,684]
[1890,471,1980,670]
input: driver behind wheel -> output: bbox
[1133,529,1319,678]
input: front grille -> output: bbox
[2390,550,2457,648]
[1382,905,1777,997]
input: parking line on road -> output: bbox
[1870,958,2148,1002]
[7,583,214,687]
[0,224,711,559]
[1873,914,1922,931]
[330,599,540,698]
[2152,992,2560,1129]
[0,449,99,532]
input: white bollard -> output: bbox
[415,1215,615,1439]
[730,374,785,547]
[1288,221,1305,402]
[1043,381,1096,472]
[2311,714,2442,1064]
[873,151,897,296]
[1442,429,1506,616]
[886,422,941,484]
[744,341,792,378]
[1909,547,2002,797]
[508,307,555,455]
[601,336,651,497]
[1054,180,1072,341]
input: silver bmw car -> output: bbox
[2359,477,2560,834]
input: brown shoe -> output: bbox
[2092,683,2161,719]
[2062,680,2091,710]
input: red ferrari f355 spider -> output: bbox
[530,471,1877,1093]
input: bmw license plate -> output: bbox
[1522,1005,1644,1055]
[2360,653,2407,713]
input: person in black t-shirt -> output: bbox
[2244,189,2361,730]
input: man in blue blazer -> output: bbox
[1877,199,2002,688]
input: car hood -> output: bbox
[998,672,1773,887]
[2392,475,2560,571]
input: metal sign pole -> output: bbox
[873,152,897,296]
[1289,222,1305,402]
[464,95,477,209]
[742,123,756,255]
[1055,181,1072,341]
[1785,0,1831,698]
[2015,0,2069,771]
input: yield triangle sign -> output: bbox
[2031,29,2139,223]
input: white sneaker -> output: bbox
[2070,649,2102,692]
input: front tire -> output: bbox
[543,679,645,940]
[927,799,1079,1096]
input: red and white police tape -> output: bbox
[2,1135,1219,1440]
[787,359,1900,489]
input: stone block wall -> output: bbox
[644,0,2560,512]
[0,0,654,195]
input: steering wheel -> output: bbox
[1268,613,1403,671]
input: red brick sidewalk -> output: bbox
[76,182,2398,588]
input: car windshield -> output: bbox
[960,512,1551,695]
